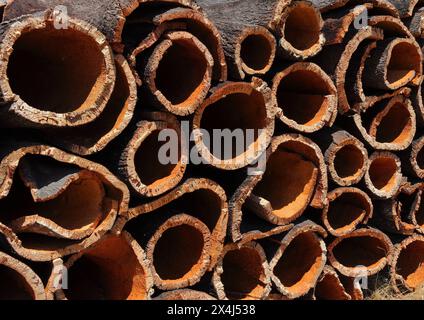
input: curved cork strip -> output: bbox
[0,142,129,262]
[364,151,403,199]
[126,7,227,82]
[408,186,424,234]
[409,136,424,179]
[0,250,46,300]
[118,113,187,198]
[193,78,276,170]
[323,130,368,186]
[311,0,399,15]
[352,95,416,151]
[125,178,228,270]
[269,221,327,300]
[323,187,373,237]
[373,183,421,235]
[273,62,337,133]
[212,241,271,300]
[229,134,328,242]
[196,0,287,79]
[328,227,393,277]
[390,234,424,293]
[154,289,216,300]
[0,13,115,128]
[363,37,422,90]
[146,213,211,291]
[387,0,421,18]
[47,231,154,300]
[407,7,424,37]
[44,55,137,156]
[277,1,325,60]
[313,265,351,300]
[142,31,213,116]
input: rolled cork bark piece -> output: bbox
[373,182,423,234]
[229,134,328,242]
[154,289,216,300]
[269,221,327,300]
[212,241,271,300]
[43,55,137,156]
[0,250,46,300]
[328,227,394,277]
[0,12,115,128]
[124,178,228,270]
[363,37,422,90]
[141,30,213,116]
[313,265,351,300]
[322,187,373,237]
[117,112,187,198]
[46,231,154,300]
[276,1,325,60]
[124,6,227,82]
[273,62,338,133]
[407,136,424,179]
[196,0,287,79]
[315,130,368,186]
[390,234,424,293]
[363,151,403,199]
[0,141,129,262]
[387,0,421,17]
[193,77,276,170]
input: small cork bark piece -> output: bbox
[47,231,154,300]
[273,62,338,133]
[212,241,271,300]
[277,1,325,60]
[328,227,393,277]
[364,151,403,199]
[142,31,213,116]
[117,113,187,198]
[390,234,424,293]
[0,250,46,300]
[0,142,129,262]
[269,221,327,300]
[125,7,227,82]
[322,130,368,186]
[196,0,287,79]
[323,187,373,237]
[154,289,216,300]
[44,55,137,156]
[146,214,211,291]
[193,77,276,170]
[229,134,328,242]
[313,265,351,300]
[373,183,421,235]
[0,12,115,128]
[124,178,228,270]
[363,37,422,90]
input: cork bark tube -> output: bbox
[48,232,154,300]
[0,13,115,128]
[212,242,271,300]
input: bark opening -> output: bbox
[273,232,324,295]
[240,33,273,72]
[153,224,205,281]
[387,41,421,87]
[253,149,317,222]
[155,39,208,106]
[369,157,398,192]
[333,145,365,180]
[374,102,413,144]
[283,4,321,51]
[65,236,150,300]
[396,240,424,289]
[0,265,34,300]
[134,130,180,187]
[221,247,265,300]
[7,26,106,113]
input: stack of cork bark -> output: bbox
[0,0,424,300]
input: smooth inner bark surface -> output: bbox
[369,157,398,191]
[387,42,420,85]
[240,34,273,71]
[334,145,364,179]
[375,103,412,144]
[0,265,34,300]
[327,192,368,231]
[397,241,424,289]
